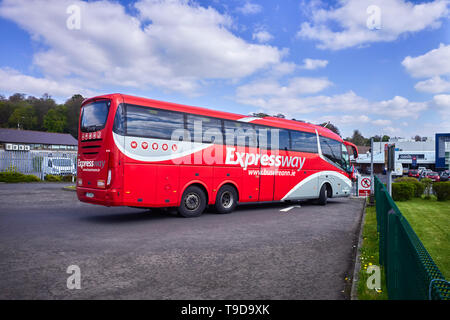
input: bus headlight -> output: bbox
[97,180,105,188]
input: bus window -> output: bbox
[270,129,290,151]
[320,136,344,168]
[290,131,318,153]
[256,126,271,150]
[186,115,223,144]
[126,105,184,139]
[113,104,125,135]
[80,100,110,132]
[224,121,257,147]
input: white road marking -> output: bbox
[280,205,301,212]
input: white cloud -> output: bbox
[372,119,392,126]
[402,44,450,94]
[0,68,94,98]
[433,94,450,119]
[402,43,450,78]
[237,77,333,99]
[0,0,283,95]
[414,76,450,93]
[372,96,428,119]
[301,58,328,70]
[252,30,273,43]
[236,2,262,15]
[297,0,449,50]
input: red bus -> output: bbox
[77,93,358,217]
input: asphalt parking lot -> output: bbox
[0,183,364,300]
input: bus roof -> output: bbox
[83,93,342,141]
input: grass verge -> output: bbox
[357,205,388,300]
[395,197,450,279]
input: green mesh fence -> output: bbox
[374,176,449,300]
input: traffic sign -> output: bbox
[358,175,371,197]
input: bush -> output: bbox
[392,182,414,201]
[394,177,425,197]
[0,171,40,183]
[44,174,62,182]
[61,175,75,182]
[433,182,450,201]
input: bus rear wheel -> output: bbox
[178,185,207,218]
[214,185,238,214]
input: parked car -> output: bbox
[408,169,420,178]
[439,170,449,182]
[423,171,440,182]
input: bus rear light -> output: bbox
[107,169,112,186]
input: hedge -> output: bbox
[0,171,40,183]
[433,182,450,201]
[394,177,425,197]
[392,182,415,201]
[44,174,62,182]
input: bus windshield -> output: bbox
[320,136,349,170]
[81,100,110,132]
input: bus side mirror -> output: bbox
[352,146,358,159]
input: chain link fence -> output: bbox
[0,150,77,181]
[374,176,449,300]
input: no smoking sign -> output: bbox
[358,176,371,197]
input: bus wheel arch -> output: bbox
[216,181,239,202]
[318,182,332,205]
[180,182,209,205]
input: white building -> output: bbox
[356,137,436,173]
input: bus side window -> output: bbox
[186,115,223,144]
[290,131,318,153]
[113,104,125,135]
[257,126,270,150]
[224,121,257,148]
[48,160,52,168]
[273,129,290,151]
[126,105,184,140]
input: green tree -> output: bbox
[27,94,58,130]
[64,94,84,138]
[43,105,67,132]
[382,135,390,142]
[8,105,38,130]
[318,122,341,136]
[348,129,368,146]
[0,100,15,127]
[251,112,269,118]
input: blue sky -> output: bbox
[0,0,449,138]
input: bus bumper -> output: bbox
[76,187,122,206]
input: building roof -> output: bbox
[0,128,78,146]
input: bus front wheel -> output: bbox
[214,185,238,214]
[178,185,207,218]
[318,184,328,206]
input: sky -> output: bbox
[0,0,449,138]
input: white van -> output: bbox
[42,157,76,177]
[393,163,404,177]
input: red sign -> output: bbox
[361,177,371,189]
[359,189,371,196]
